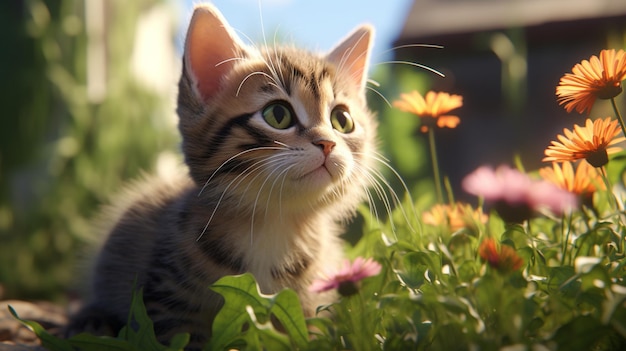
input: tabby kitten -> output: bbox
[68,3,377,348]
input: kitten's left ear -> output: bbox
[327,25,374,92]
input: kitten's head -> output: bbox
[178,4,377,217]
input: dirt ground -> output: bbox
[0,300,67,350]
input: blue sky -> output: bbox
[179,0,413,62]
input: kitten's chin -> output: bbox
[295,166,334,189]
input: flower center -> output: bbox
[595,80,622,100]
[418,116,437,133]
[337,280,359,297]
[585,148,609,167]
[494,201,533,224]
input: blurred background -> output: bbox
[1,0,625,301]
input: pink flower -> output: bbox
[462,165,578,223]
[310,257,382,296]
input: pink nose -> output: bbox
[313,140,336,156]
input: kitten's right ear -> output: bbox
[183,5,246,101]
[328,25,374,93]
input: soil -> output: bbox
[0,300,67,351]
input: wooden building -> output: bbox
[393,0,626,194]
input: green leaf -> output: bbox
[398,251,442,288]
[502,223,529,249]
[415,250,442,274]
[305,317,334,338]
[267,288,309,347]
[167,333,192,351]
[553,315,620,351]
[253,323,293,350]
[548,266,579,297]
[9,305,75,351]
[396,253,427,289]
[208,273,309,350]
[580,264,610,292]
[118,288,189,351]
[9,305,136,351]
[240,306,293,351]
[430,323,468,351]
[456,260,479,282]
[65,333,136,351]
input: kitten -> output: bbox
[67,3,377,349]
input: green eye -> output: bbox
[262,102,294,129]
[331,107,354,133]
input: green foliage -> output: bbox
[13,202,626,349]
[0,0,177,299]
[207,273,309,351]
[10,288,189,351]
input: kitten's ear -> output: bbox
[327,25,374,91]
[183,4,246,101]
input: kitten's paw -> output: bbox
[64,305,124,338]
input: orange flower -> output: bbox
[543,117,625,167]
[539,161,604,196]
[478,238,524,274]
[422,202,487,232]
[556,49,626,114]
[539,161,604,208]
[393,90,462,132]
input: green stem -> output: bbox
[428,128,444,203]
[444,176,455,204]
[617,216,626,257]
[580,205,592,232]
[560,213,573,266]
[598,166,626,255]
[611,97,626,138]
[599,166,620,210]
[344,293,374,351]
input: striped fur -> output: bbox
[67,4,376,349]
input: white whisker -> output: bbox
[215,57,246,67]
[198,146,288,197]
[230,26,256,48]
[374,60,445,77]
[271,31,288,89]
[366,86,392,108]
[255,4,288,96]
[367,78,380,87]
[355,152,419,233]
[336,29,371,79]
[371,150,391,163]
[362,185,380,225]
[251,161,297,244]
[232,153,291,207]
[216,152,294,243]
[354,163,395,230]
[273,140,291,148]
[197,158,266,241]
[236,71,281,97]
[378,43,444,57]
[264,163,296,223]
[196,146,290,241]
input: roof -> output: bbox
[397,0,626,40]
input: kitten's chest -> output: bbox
[174,193,343,297]
[231,221,319,289]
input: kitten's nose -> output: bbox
[313,140,336,157]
